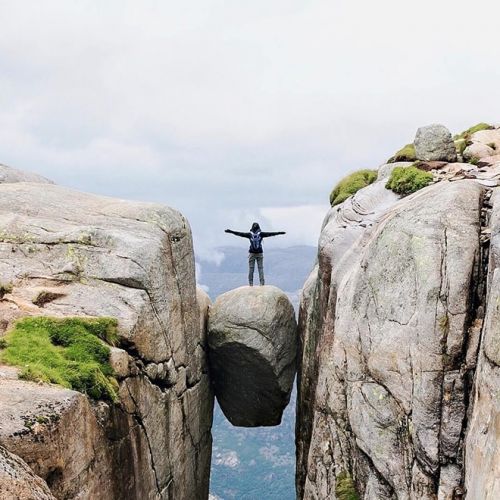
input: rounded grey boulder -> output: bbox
[208,285,297,427]
[414,124,457,162]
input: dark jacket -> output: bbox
[225,228,286,253]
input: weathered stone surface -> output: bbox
[0,180,213,499]
[377,161,413,181]
[208,285,297,426]
[0,164,53,184]
[0,445,54,500]
[471,128,500,151]
[414,124,457,162]
[109,347,130,378]
[464,189,500,500]
[297,180,484,498]
[0,370,122,499]
[463,142,496,161]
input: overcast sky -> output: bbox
[1,1,499,261]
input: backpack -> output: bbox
[249,231,262,252]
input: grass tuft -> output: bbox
[386,166,433,196]
[454,138,467,155]
[0,316,119,401]
[454,123,493,142]
[388,143,416,163]
[330,169,378,206]
[336,472,360,500]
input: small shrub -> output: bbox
[386,166,433,196]
[336,472,359,500]
[487,142,497,151]
[388,143,416,163]
[454,123,493,142]
[0,282,13,299]
[0,316,119,401]
[32,290,66,307]
[438,315,449,334]
[0,338,7,349]
[330,170,378,206]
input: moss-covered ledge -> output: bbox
[385,165,433,195]
[330,169,378,206]
[0,317,119,402]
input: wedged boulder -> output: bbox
[0,445,54,500]
[208,285,297,427]
[414,124,457,162]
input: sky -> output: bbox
[1,1,500,261]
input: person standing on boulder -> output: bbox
[225,223,286,286]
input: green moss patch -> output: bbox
[386,166,433,196]
[454,122,493,142]
[388,143,416,163]
[0,317,119,401]
[330,169,378,206]
[336,472,359,500]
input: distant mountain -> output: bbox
[197,245,317,303]
[198,246,316,500]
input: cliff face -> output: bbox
[296,127,500,499]
[0,172,213,499]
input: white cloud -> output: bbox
[1,1,499,253]
[259,204,328,247]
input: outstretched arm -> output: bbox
[225,229,251,238]
[260,231,286,238]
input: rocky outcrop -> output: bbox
[464,189,500,500]
[0,170,213,499]
[0,163,53,184]
[296,129,500,498]
[0,445,55,500]
[208,286,297,427]
[414,124,457,162]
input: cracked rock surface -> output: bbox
[0,168,213,499]
[464,188,500,500]
[296,177,498,499]
[208,285,297,427]
[0,444,55,500]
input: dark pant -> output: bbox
[248,253,264,286]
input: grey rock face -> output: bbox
[464,189,500,500]
[0,164,54,184]
[0,445,55,500]
[208,285,297,426]
[463,142,495,161]
[297,180,485,499]
[414,124,457,162]
[0,181,213,499]
[377,161,414,181]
